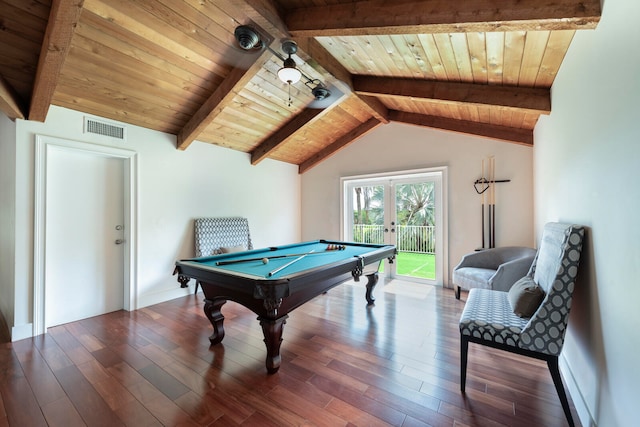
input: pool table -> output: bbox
[174,239,396,373]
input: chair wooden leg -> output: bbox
[195,280,200,294]
[455,286,461,299]
[460,335,469,393]
[547,356,575,427]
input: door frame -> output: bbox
[340,167,448,286]
[33,135,138,336]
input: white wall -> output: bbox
[301,121,534,286]
[535,1,640,426]
[0,114,17,330]
[8,105,301,340]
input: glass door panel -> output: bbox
[394,181,436,281]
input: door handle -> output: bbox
[115,239,125,245]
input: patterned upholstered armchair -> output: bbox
[452,246,537,299]
[459,222,585,427]
[181,217,253,293]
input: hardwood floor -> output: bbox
[0,279,578,426]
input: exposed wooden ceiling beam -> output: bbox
[177,55,270,150]
[354,76,551,115]
[0,75,26,120]
[389,110,533,146]
[299,117,381,174]
[286,0,601,37]
[250,108,324,165]
[29,0,84,122]
[356,95,389,124]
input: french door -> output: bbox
[341,168,447,286]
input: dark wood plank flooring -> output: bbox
[0,279,578,426]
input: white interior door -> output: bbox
[45,147,125,327]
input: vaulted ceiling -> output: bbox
[0,0,601,173]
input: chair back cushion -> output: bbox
[519,223,584,355]
[194,217,253,257]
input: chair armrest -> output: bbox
[454,249,502,270]
[489,255,536,292]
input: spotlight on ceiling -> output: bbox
[234,25,262,51]
[311,84,331,101]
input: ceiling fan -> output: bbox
[233,25,344,108]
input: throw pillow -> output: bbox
[508,276,545,318]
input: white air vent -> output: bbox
[84,117,126,141]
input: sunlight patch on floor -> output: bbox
[383,280,433,299]
[346,278,434,300]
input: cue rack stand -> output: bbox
[474,156,510,250]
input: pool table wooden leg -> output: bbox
[203,298,227,345]
[259,315,288,374]
[365,272,379,305]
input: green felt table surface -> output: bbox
[181,240,382,279]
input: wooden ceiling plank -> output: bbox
[250,108,323,165]
[298,117,382,174]
[415,34,448,81]
[0,1,49,42]
[65,39,209,110]
[176,50,271,151]
[502,31,526,86]
[286,0,601,37]
[485,32,505,85]
[466,32,488,84]
[519,31,551,86]
[388,34,433,79]
[372,35,409,76]
[535,30,575,87]
[449,33,474,82]
[433,33,462,81]
[389,110,533,146]
[79,9,215,82]
[84,0,222,73]
[0,74,27,120]
[353,76,551,115]
[3,0,51,20]
[29,0,84,121]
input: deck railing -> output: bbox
[352,224,435,254]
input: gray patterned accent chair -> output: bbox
[459,222,585,427]
[188,217,253,293]
[452,246,537,299]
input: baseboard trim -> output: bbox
[561,353,597,427]
[136,285,194,310]
[11,323,33,342]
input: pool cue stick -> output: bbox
[215,247,342,266]
[268,249,315,277]
[481,159,485,249]
[494,157,497,247]
[488,157,493,248]
[489,156,496,248]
